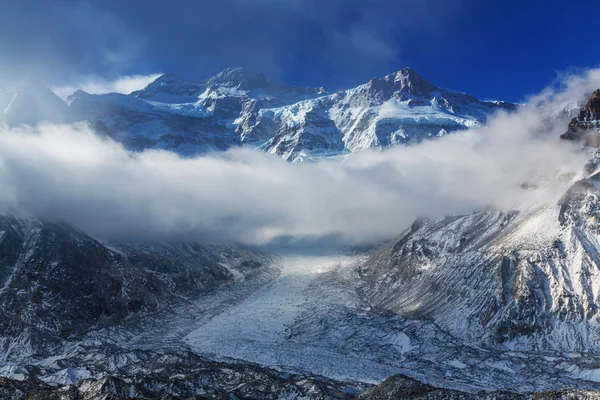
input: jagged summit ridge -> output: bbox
[384,67,438,95]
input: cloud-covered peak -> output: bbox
[0,85,69,125]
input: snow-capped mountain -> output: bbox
[359,89,600,354]
[70,67,514,162]
[242,68,515,161]
[2,67,514,162]
[67,67,329,157]
[561,88,600,147]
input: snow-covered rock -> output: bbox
[359,90,600,354]
[246,68,515,161]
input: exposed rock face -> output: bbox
[561,88,600,146]
[0,214,272,360]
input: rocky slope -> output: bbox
[359,90,600,353]
[3,365,600,399]
[2,67,514,162]
[0,349,367,400]
[561,88,600,147]
[0,213,272,361]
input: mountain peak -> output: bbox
[134,73,205,102]
[207,67,272,90]
[0,85,69,125]
[385,67,437,95]
[152,72,187,85]
[394,66,422,78]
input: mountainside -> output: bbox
[0,86,70,126]
[359,90,600,354]
[3,67,514,162]
[561,88,600,147]
[243,68,515,161]
[0,213,272,361]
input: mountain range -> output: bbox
[1,67,515,162]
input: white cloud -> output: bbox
[0,69,599,246]
[52,73,162,100]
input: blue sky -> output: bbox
[1,0,599,102]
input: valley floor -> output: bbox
[5,254,600,394]
[183,255,403,383]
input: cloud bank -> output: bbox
[0,70,598,246]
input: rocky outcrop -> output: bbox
[561,89,600,146]
[3,364,600,399]
[0,350,367,399]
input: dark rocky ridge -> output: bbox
[0,349,368,399]
[0,213,272,360]
[359,374,600,399]
[3,365,600,399]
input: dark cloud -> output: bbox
[0,0,145,85]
